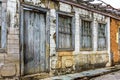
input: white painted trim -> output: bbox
[107,17,111,66]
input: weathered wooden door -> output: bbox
[23,10,46,74]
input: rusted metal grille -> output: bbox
[81,20,92,50]
[58,15,72,49]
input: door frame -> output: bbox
[20,3,50,76]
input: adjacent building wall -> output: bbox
[110,18,120,64]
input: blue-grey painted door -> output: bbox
[24,10,46,74]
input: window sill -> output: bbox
[97,49,107,51]
[0,48,6,53]
[77,51,108,55]
[56,48,74,52]
[80,48,93,51]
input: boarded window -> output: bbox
[57,14,73,50]
[81,20,92,50]
[98,24,107,50]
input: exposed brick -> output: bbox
[7,48,19,54]
[8,34,19,40]
[7,39,19,44]
[7,44,19,49]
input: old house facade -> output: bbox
[0,0,119,79]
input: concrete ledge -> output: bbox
[42,65,120,80]
[21,73,50,80]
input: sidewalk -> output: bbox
[42,65,120,80]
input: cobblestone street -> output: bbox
[91,70,120,80]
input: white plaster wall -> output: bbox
[49,9,57,70]
[107,17,111,66]
[49,3,110,53]
[50,2,110,71]
[74,11,80,53]
[50,9,56,56]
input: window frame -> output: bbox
[97,23,107,51]
[80,20,93,51]
[56,11,75,51]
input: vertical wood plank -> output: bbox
[25,11,29,74]
[29,11,35,74]
[46,12,50,71]
[20,6,24,75]
[34,12,40,73]
[24,11,28,74]
[39,14,46,72]
[24,11,31,74]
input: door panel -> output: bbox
[24,10,46,74]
